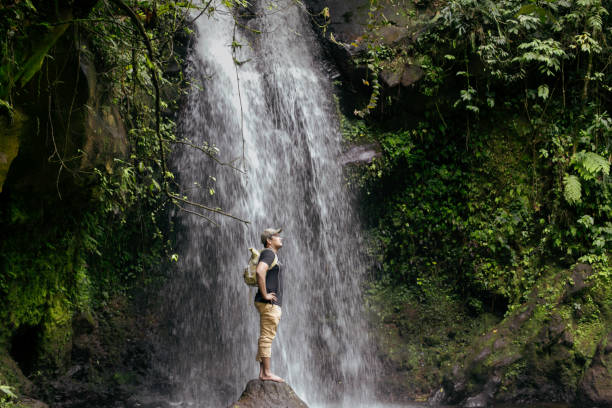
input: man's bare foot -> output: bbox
[259,373,285,383]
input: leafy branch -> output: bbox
[108,0,248,225]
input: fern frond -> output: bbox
[574,151,610,179]
[588,14,603,32]
[0,384,17,399]
[563,174,582,205]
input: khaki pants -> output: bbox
[255,301,282,362]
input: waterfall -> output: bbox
[165,1,377,406]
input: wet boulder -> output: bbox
[340,143,381,165]
[19,397,48,408]
[577,331,612,407]
[230,379,308,408]
[380,64,424,88]
[401,64,424,87]
[437,263,607,407]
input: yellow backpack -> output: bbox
[243,248,278,287]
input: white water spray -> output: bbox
[165,1,378,406]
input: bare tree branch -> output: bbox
[174,202,219,226]
[231,21,247,170]
[173,139,246,174]
[169,193,249,224]
[188,0,215,25]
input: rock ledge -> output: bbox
[230,379,308,408]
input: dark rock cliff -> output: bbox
[1,39,126,197]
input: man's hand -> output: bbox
[263,292,277,303]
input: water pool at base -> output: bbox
[313,404,570,408]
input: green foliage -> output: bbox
[573,151,610,179]
[343,0,611,396]
[563,174,581,204]
[0,182,168,333]
[512,39,566,77]
[0,397,23,408]
[352,0,611,308]
[0,385,16,400]
[0,0,36,100]
[16,22,70,87]
[0,384,23,408]
[0,0,197,377]
[365,276,500,392]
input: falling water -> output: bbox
[166,1,378,406]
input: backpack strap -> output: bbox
[262,248,278,270]
[270,253,278,270]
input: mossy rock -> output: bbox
[0,110,27,193]
[37,296,73,373]
[578,332,612,407]
[3,36,127,198]
[0,351,32,395]
[440,264,611,406]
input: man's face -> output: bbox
[268,234,283,250]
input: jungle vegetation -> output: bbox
[0,0,610,404]
[0,0,225,404]
[343,0,611,395]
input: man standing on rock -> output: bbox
[254,228,284,382]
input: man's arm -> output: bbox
[256,261,277,303]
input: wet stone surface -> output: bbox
[230,379,308,408]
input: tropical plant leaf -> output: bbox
[563,174,582,205]
[17,23,70,87]
[0,384,17,399]
[573,151,610,179]
[517,4,537,16]
[537,84,549,99]
[0,98,13,116]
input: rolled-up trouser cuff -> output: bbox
[255,301,282,362]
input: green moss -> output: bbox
[499,360,527,389]
[366,279,502,395]
[38,296,73,372]
[0,397,26,408]
[573,321,606,362]
[0,353,30,395]
[1,223,80,332]
[111,370,136,385]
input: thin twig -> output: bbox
[48,93,63,200]
[46,54,80,200]
[232,20,247,170]
[174,202,219,226]
[173,139,246,173]
[37,18,128,26]
[188,0,215,25]
[435,102,447,128]
[63,31,81,168]
[169,193,249,224]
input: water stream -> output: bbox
[165,1,378,406]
